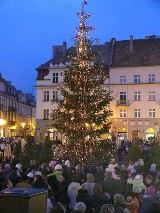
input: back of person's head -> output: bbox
[99,204,114,213]
[72,174,79,183]
[114,194,125,204]
[74,202,86,213]
[93,183,102,195]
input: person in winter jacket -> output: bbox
[125,192,140,213]
[132,175,146,195]
[139,186,156,213]
[67,174,81,210]
[86,183,111,213]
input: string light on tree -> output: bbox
[51,1,114,163]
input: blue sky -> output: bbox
[0,0,160,95]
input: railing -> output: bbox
[117,100,130,106]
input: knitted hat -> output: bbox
[15,163,22,170]
[134,175,141,180]
[145,186,155,197]
[49,161,57,168]
[64,160,71,168]
[74,202,86,213]
[87,173,94,182]
[5,164,11,169]
[27,172,34,178]
[55,164,62,170]
[35,171,42,176]
[149,163,156,172]
[138,159,144,166]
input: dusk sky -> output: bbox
[0,0,160,96]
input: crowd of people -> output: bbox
[0,144,160,213]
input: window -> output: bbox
[149,109,155,117]
[53,73,58,83]
[53,91,58,101]
[135,109,140,118]
[120,92,126,105]
[120,76,126,83]
[44,91,49,101]
[148,74,155,83]
[134,75,141,83]
[134,91,141,101]
[149,91,155,100]
[120,109,126,117]
[44,109,49,119]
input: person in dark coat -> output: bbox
[101,170,123,202]
[32,171,48,189]
[86,183,111,213]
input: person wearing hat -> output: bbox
[32,171,48,189]
[132,175,146,195]
[81,173,95,196]
[47,164,64,199]
[27,172,34,185]
[125,192,140,213]
[139,186,156,213]
[8,164,22,187]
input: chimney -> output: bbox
[63,41,67,56]
[110,38,116,45]
[130,35,133,53]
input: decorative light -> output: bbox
[0,118,6,126]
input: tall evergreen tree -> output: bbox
[52,1,113,162]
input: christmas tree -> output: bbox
[52,1,113,162]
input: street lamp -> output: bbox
[0,118,6,137]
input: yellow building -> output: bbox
[110,35,160,141]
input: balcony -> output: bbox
[117,100,130,106]
[8,106,17,112]
[7,121,16,126]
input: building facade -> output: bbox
[110,35,160,141]
[0,74,36,137]
[36,35,160,143]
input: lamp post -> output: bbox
[0,118,6,137]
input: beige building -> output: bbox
[35,42,112,143]
[110,35,160,141]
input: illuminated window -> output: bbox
[120,109,126,117]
